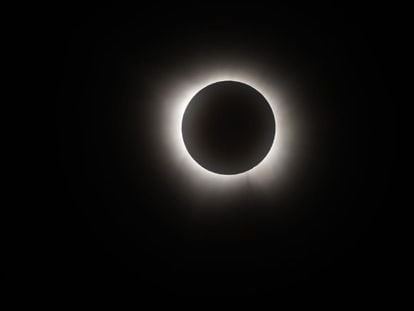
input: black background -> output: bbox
[41,3,399,297]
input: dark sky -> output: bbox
[44,3,398,297]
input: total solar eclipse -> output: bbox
[181,81,276,175]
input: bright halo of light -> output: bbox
[157,65,299,196]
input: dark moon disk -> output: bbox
[182,81,276,175]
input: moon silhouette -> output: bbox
[181,81,276,175]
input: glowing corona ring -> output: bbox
[158,67,296,194]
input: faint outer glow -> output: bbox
[158,65,297,196]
